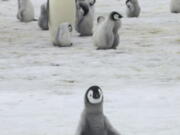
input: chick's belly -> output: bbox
[87,125,106,135]
[87,116,106,135]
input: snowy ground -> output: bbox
[0,0,180,135]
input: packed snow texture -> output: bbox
[0,0,180,135]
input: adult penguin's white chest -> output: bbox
[48,0,76,42]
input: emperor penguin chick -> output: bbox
[75,0,96,36]
[126,0,141,17]
[170,0,180,13]
[76,86,121,135]
[93,11,122,50]
[17,0,35,22]
[38,2,49,30]
[53,23,73,47]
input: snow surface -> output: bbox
[0,0,180,135]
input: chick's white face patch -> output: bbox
[113,14,120,20]
[87,89,103,104]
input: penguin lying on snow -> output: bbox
[170,0,180,13]
[53,23,73,47]
[38,2,49,30]
[76,86,121,135]
[17,0,36,22]
[93,11,123,50]
[126,0,141,17]
[75,0,96,36]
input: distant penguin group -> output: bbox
[15,0,180,49]
[76,86,121,135]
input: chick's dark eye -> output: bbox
[90,0,95,6]
[68,25,72,32]
[88,91,93,97]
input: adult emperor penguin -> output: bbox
[126,0,141,17]
[17,0,35,22]
[38,2,49,30]
[93,11,123,50]
[48,0,76,46]
[76,86,121,135]
[75,0,96,36]
[170,0,180,13]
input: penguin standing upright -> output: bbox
[170,0,180,13]
[76,86,121,135]
[48,0,76,46]
[38,2,49,30]
[75,0,96,36]
[126,0,141,17]
[93,11,123,50]
[17,0,35,22]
